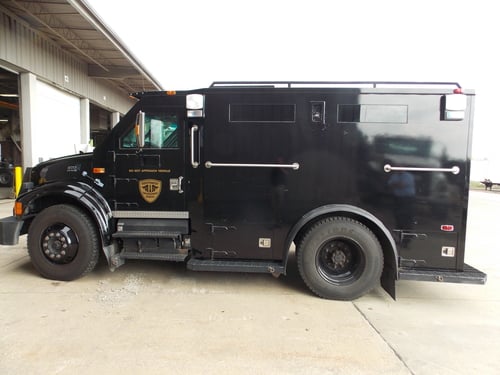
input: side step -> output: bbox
[112,231,182,238]
[398,263,487,284]
[187,258,285,275]
[113,218,189,239]
[120,252,187,262]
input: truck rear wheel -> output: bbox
[27,204,100,281]
[297,217,383,300]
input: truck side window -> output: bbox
[338,104,408,124]
[121,112,179,149]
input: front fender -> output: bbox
[18,181,113,243]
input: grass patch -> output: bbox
[470,181,484,190]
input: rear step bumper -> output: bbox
[399,264,487,284]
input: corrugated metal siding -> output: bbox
[0,8,134,114]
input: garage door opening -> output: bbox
[0,67,20,198]
[90,103,119,148]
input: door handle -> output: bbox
[384,164,460,175]
[191,125,199,168]
[205,161,300,170]
[178,176,184,194]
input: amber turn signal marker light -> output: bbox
[14,202,23,216]
[93,167,106,174]
[166,91,176,96]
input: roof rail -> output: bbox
[210,81,462,89]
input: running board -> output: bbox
[112,231,182,238]
[398,264,487,284]
[120,252,187,262]
[187,258,285,275]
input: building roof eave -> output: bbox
[70,0,163,91]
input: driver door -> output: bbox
[111,107,186,214]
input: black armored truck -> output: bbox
[0,81,487,300]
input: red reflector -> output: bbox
[441,225,454,232]
[453,88,463,94]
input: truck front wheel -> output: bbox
[297,217,383,300]
[27,204,100,281]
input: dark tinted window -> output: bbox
[229,104,296,123]
[338,104,408,124]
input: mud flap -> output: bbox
[381,262,397,299]
[0,216,23,245]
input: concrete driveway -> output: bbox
[1,190,498,374]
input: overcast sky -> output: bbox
[85,0,499,178]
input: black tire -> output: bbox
[27,204,100,281]
[297,217,383,300]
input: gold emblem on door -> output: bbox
[139,179,162,203]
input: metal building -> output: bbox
[0,0,162,185]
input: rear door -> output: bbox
[350,91,471,270]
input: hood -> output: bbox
[28,153,93,187]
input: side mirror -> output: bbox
[135,111,145,148]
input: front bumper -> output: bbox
[0,216,24,245]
